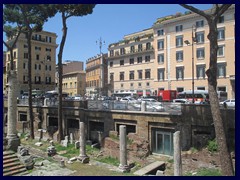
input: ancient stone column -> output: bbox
[78,122,89,163]
[141,101,146,112]
[6,71,20,151]
[118,125,129,172]
[174,131,182,176]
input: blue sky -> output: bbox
[4,4,213,68]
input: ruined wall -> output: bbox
[8,104,235,152]
[102,131,150,163]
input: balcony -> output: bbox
[108,47,154,59]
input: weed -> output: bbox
[207,139,218,153]
[96,156,120,166]
[185,168,222,176]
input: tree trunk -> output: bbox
[27,30,34,139]
[206,19,234,176]
[57,13,68,142]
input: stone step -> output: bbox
[3,167,27,176]
[3,154,18,160]
[3,150,15,156]
[133,161,165,176]
[3,164,26,173]
[13,171,29,176]
[3,157,19,164]
[3,161,21,168]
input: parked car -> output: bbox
[172,99,191,104]
[120,96,137,103]
[220,99,235,108]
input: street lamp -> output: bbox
[184,25,197,103]
[96,37,105,55]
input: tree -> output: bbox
[179,4,234,176]
[4,4,57,139]
[54,4,96,142]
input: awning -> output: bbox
[137,90,143,95]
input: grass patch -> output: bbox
[185,168,222,176]
[96,156,120,166]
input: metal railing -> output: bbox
[17,98,183,113]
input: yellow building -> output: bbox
[62,71,86,97]
[86,54,108,97]
[107,28,155,97]
[5,31,58,96]
[152,5,235,99]
[107,5,235,99]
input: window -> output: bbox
[129,71,134,80]
[46,77,52,84]
[146,82,150,87]
[120,48,125,55]
[47,55,51,61]
[130,83,134,87]
[217,86,226,92]
[218,28,225,40]
[120,72,124,81]
[137,57,142,64]
[138,83,142,87]
[138,70,142,79]
[130,58,134,64]
[217,45,225,57]
[157,29,164,36]
[46,48,51,52]
[24,53,28,59]
[176,36,183,47]
[35,46,41,51]
[197,87,205,90]
[177,87,184,93]
[130,46,135,53]
[35,64,41,70]
[158,40,164,50]
[158,68,165,81]
[121,84,124,88]
[120,60,124,66]
[13,52,16,59]
[145,55,150,62]
[176,25,183,32]
[146,42,151,50]
[145,69,151,79]
[217,63,226,77]
[23,63,26,69]
[176,67,184,80]
[110,50,114,57]
[196,32,204,43]
[197,48,205,59]
[218,16,224,23]
[35,76,41,83]
[158,54,164,64]
[138,44,142,52]
[46,36,51,43]
[196,20,204,28]
[110,73,114,82]
[110,61,113,67]
[176,51,183,62]
[197,65,206,79]
[23,75,28,83]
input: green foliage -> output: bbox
[96,156,120,166]
[185,168,222,176]
[109,134,119,141]
[207,139,218,152]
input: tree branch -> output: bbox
[179,4,210,20]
